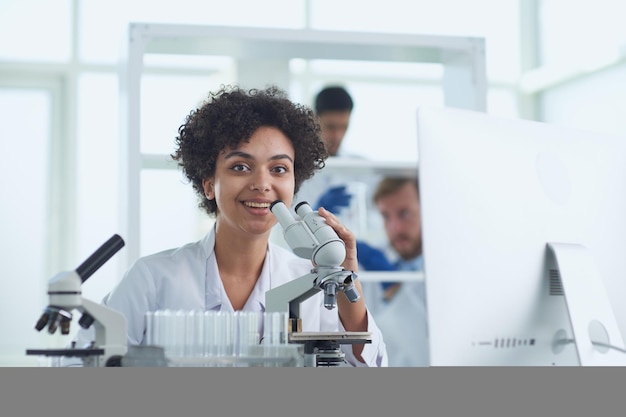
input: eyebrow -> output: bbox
[223,150,294,163]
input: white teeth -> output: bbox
[244,201,270,208]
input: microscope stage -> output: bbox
[289,331,372,345]
[26,348,105,357]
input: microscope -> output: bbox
[27,234,128,367]
[266,201,372,366]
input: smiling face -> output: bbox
[202,126,296,238]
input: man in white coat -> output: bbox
[356,176,429,367]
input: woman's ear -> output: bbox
[202,179,214,200]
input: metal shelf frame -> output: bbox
[119,23,487,270]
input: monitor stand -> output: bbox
[547,243,626,366]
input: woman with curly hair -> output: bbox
[93,85,387,367]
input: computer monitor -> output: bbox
[417,106,626,366]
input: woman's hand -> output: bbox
[316,207,359,273]
[316,207,368,362]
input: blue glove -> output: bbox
[356,241,398,292]
[315,185,352,214]
[356,240,396,271]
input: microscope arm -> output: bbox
[265,272,320,325]
[266,201,361,321]
[78,298,127,354]
[266,201,370,366]
[30,234,128,366]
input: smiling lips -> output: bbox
[244,201,271,209]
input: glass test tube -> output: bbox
[236,311,260,358]
[263,311,289,366]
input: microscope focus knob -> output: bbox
[79,313,95,329]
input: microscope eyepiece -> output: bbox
[294,201,310,212]
[76,234,125,283]
[269,200,282,211]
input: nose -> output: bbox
[250,171,271,192]
[327,128,343,142]
[386,216,404,235]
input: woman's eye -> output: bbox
[232,164,250,172]
[272,166,288,174]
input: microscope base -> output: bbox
[288,331,372,367]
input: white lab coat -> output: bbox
[74,227,388,367]
[361,280,429,367]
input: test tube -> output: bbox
[215,311,235,361]
[185,310,204,359]
[203,311,216,359]
[155,309,173,358]
[171,309,186,359]
[236,311,260,359]
[263,311,288,345]
[263,311,289,366]
[145,311,155,346]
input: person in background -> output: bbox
[314,85,354,158]
[295,85,360,215]
[356,176,429,367]
[72,85,388,367]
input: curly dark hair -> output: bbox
[172,85,328,216]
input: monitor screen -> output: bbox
[417,106,626,366]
